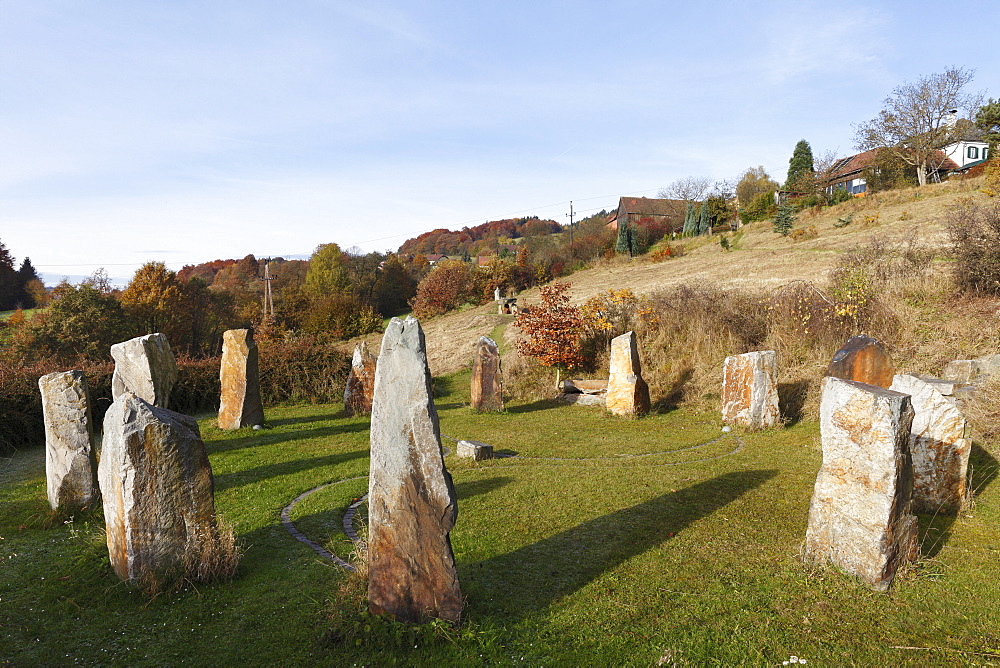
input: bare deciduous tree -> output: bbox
[854,67,983,186]
[658,176,712,202]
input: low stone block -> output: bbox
[890,374,971,512]
[343,342,377,417]
[98,392,216,584]
[721,350,779,429]
[563,379,608,395]
[218,328,265,429]
[110,333,178,407]
[605,331,650,417]
[457,440,494,460]
[942,359,978,384]
[38,370,99,511]
[470,336,503,412]
[804,376,918,591]
[826,335,894,388]
[557,393,607,406]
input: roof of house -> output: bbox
[827,149,961,182]
[606,197,687,228]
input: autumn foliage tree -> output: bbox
[515,282,584,389]
[410,259,477,318]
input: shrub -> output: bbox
[789,225,818,242]
[301,293,381,340]
[410,260,478,318]
[514,282,584,388]
[947,199,1000,295]
[580,289,658,366]
[982,158,1000,197]
[740,190,776,224]
[772,203,796,236]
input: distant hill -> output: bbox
[398,217,561,256]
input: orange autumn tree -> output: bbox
[515,282,584,389]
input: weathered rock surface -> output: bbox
[218,328,265,429]
[721,350,779,429]
[804,376,918,591]
[889,374,970,512]
[556,392,606,406]
[826,335,894,388]
[942,354,1000,384]
[470,336,503,412]
[38,370,99,510]
[457,440,494,460]
[605,331,650,417]
[563,379,608,394]
[343,342,377,417]
[368,316,462,624]
[98,392,217,583]
[110,333,178,407]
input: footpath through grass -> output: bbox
[3,370,1000,665]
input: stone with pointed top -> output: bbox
[605,331,650,417]
[368,316,463,624]
[38,370,99,510]
[804,376,918,591]
[343,342,377,417]
[826,335,894,389]
[470,336,503,412]
[110,333,178,407]
[218,328,265,429]
[721,350,779,429]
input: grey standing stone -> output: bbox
[721,350,780,429]
[218,328,265,429]
[38,370,99,510]
[110,333,178,407]
[804,376,918,591]
[98,392,217,584]
[470,336,503,412]
[368,316,463,624]
[889,374,971,512]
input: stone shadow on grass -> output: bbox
[267,411,360,427]
[464,469,777,618]
[504,399,563,415]
[651,367,693,413]
[214,449,369,493]
[454,476,513,501]
[916,445,997,558]
[205,422,371,454]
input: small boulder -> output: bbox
[457,440,494,460]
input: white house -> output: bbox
[942,139,989,169]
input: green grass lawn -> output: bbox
[3,370,1000,665]
[0,307,40,321]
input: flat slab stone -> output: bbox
[804,376,918,591]
[218,328,265,429]
[470,336,503,412]
[721,350,779,429]
[914,375,960,396]
[39,370,99,511]
[343,342,377,417]
[368,316,463,624]
[98,392,216,584]
[826,335,894,389]
[890,374,971,512]
[563,379,608,395]
[556,392,607,406]
[110,333,178,407]
[942,354,1000,384]
[457,440,494,460]
[605,331,650,417]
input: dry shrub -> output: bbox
[948,198,1000,295]
[139,516,243,597]
[961,376,1000,453]
[789,225,818,242]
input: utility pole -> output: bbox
[262,259,275,320]
[565,201,574,248]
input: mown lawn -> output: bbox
[2,369,1000,666]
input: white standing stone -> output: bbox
[889,374,971,512]
[110,333,178,407]
[38,370,99,510]
[804,376,918,591]
[721,350,779,429]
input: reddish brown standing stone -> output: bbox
[343,342,377,417]
[826,335,894,388]
[368,316,462,624]
[470,336,503,412]
[218,328,265,429]
[605,331,650,417]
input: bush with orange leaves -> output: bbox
[515,282,584,389]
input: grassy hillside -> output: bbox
[3,372,1000,664]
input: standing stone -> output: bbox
[343,342,377,417]
[804,376,918,591]
[826,335,894,388]
[110,333,178,407]
[38,371,99,511]
[605,331,650,417]
[368,316,462,624]
[470,336,503,412]
[721,350,779,429]
[218,328,265,429]
[98,392,217,584]
[889,374,971,512]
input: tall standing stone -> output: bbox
[343,342,377,417]
[218,328,265,429]
[826,335,894,388]
[470,336,503,412]
[721,350,779,429]
[368,316,462,624]
[110,333,178,407]
[605,331,650,417]
[38,370,99,511]
[98,392,217,584]
[889,374,971,512]
[804,376,918,591]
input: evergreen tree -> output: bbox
[682,201,697,236]
[697,201,711,235]
[773,202,797,236]
[976,99,1000,155]
[0,240,17,310]
[615,220,635,255]
[16,257,40,308]
[785,139,815,190]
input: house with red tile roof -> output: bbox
[605,196,686,232]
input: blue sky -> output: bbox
[2,0,998,285]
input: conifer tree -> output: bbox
[785,140,815,190]
[682,201,697,236]
[698,201,711,235]
[615,219,635,255]
[773,202,796,236]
